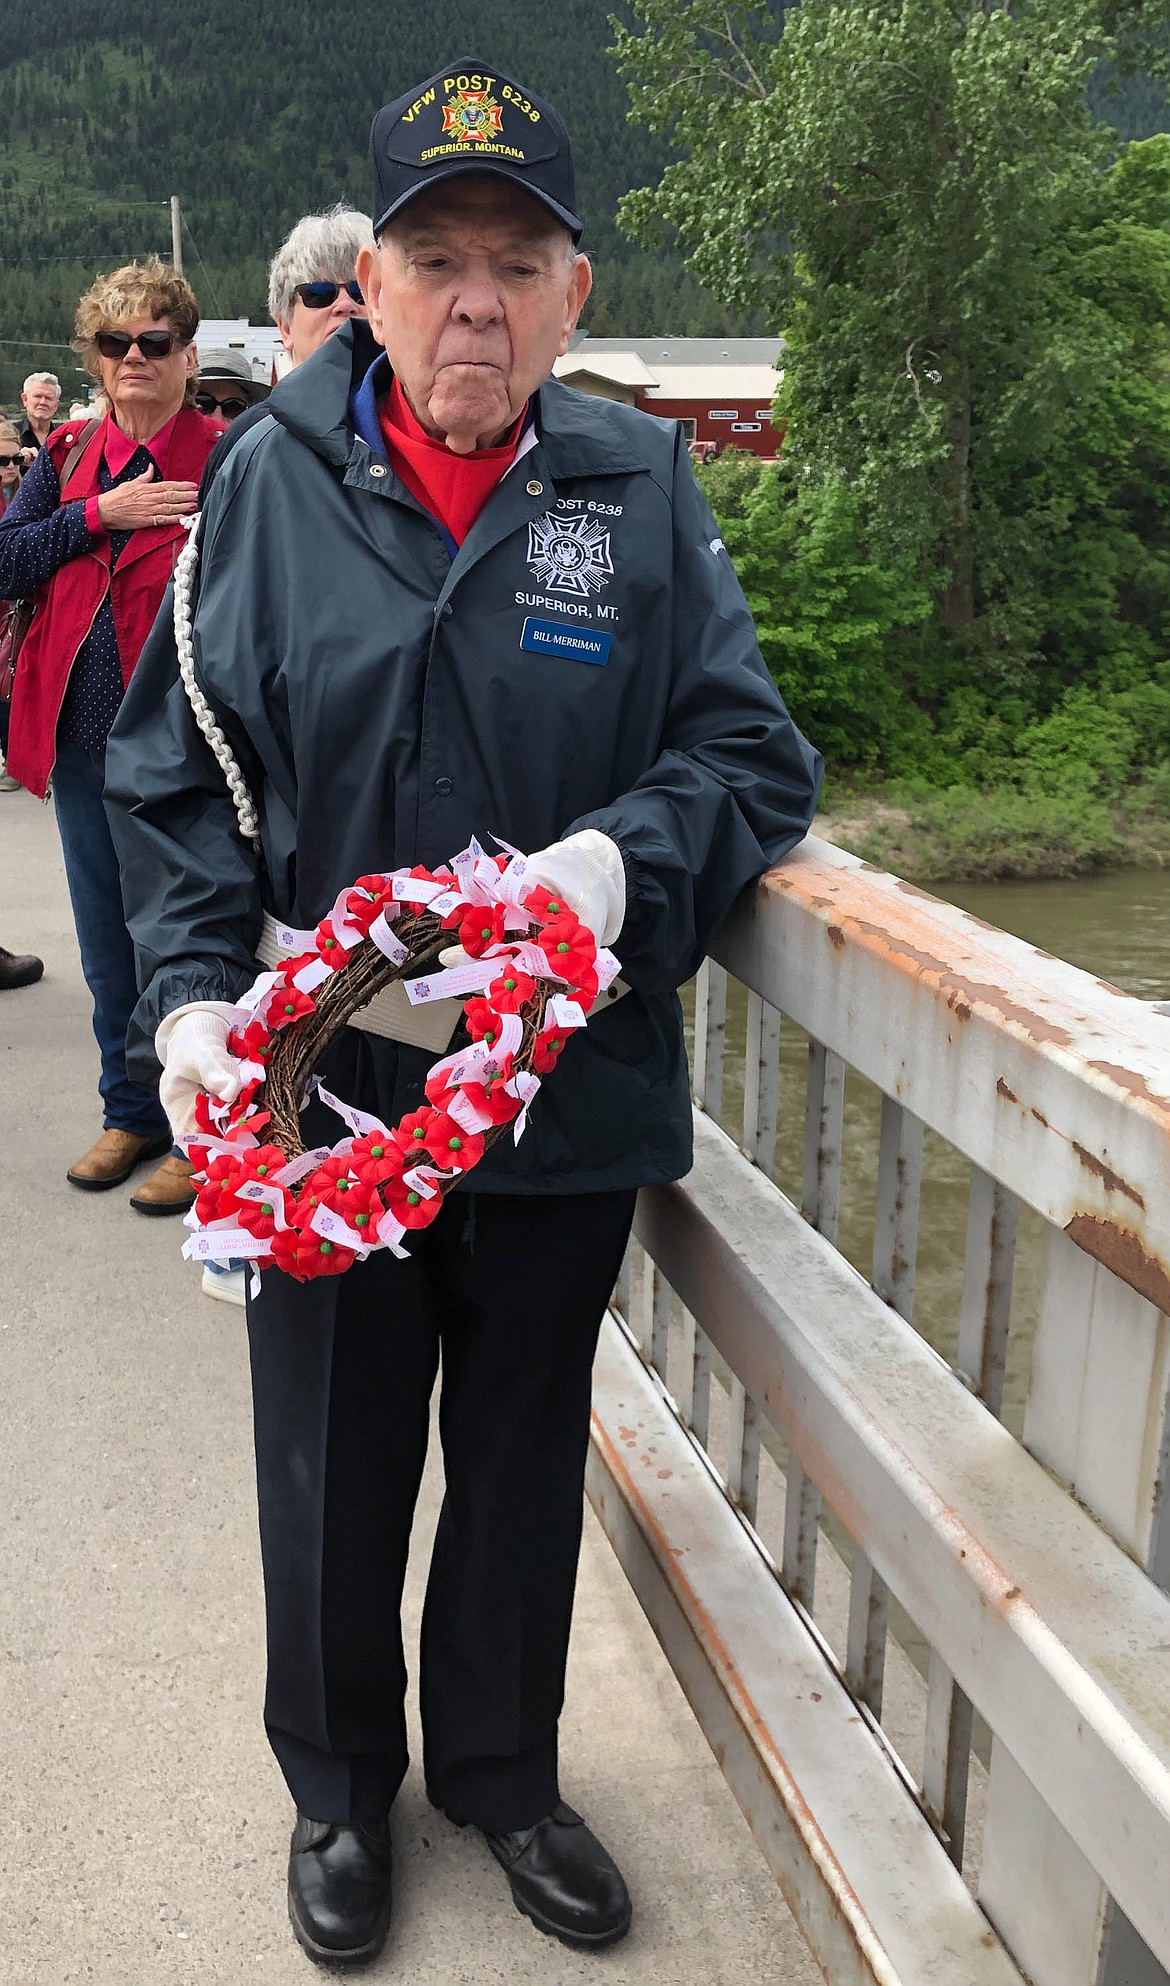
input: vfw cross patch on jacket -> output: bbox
[526,512,614,596]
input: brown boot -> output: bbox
[67,1127,172,1192]
[129,1151,196,1218]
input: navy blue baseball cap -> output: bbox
[370,60,582,240]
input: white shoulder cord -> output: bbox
[173,517,261,847]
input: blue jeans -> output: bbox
[53,739,168,1138]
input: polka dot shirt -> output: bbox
[58,442,164,749]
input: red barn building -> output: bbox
[553,336,785,458]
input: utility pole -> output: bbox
[170,196,183,275]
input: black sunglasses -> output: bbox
[95,329,182,360]
[293,280,363,310]
[0,453,22,467]
[195,392,248,419]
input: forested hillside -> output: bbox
[0,0,775,404]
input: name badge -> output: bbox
[520,617,612,666]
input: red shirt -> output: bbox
[84,409,181,536]
[378,379,523,547]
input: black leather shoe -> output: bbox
[0,945,43,992]
[286,1813,393,1968]
[482,1800,631,1950]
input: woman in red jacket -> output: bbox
[0,258,225,1210]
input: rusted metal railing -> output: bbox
[586,833,1170,1986]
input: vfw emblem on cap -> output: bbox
[527,513,615,596]
[442,87,504,146]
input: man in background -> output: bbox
[18,372,61,464]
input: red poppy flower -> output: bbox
[486,967,537,1015]
[347,1132,406,1194]
[536,914,598,1002]
[193,1092,222,1138]
[521,883,567,925]
[235,1191,287,1241]
[235,1142,291,1186]
[227,1017,273,1066]
[344,875,395,935]
[388,1105,478,1172]
[378,1165,444,1229]
[261,980,317,1030]
[194,1152,246,1225]
[301,1155,379,1224]
[315,920,350,970]
[270,1224,356,1281]
[532,1025,573,1075]
[454,902,509,957]
[457,1053,523,1127]
[195,1142,286,1227]
[463,996,502,1045]
[390,1104,442,1155]
[228,1076,266,1119]
[422,1110,484,1173]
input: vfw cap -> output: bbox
[371,60,582,239]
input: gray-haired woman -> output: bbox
[197,204,374,500]
[270,202,374,367]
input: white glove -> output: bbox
[155,1001,242,1141]
[524,829,625,947]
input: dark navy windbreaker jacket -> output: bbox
[105,320,822,1193]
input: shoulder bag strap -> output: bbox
[57,417,103,498]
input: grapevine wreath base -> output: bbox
[180,839,619,1286]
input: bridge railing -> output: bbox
[585,834,1170,1986]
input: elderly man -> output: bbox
[18,371,61,463]
[106,59,821,1969]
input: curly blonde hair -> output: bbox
[73,256,200,389]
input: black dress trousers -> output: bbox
[245,1186,637,1834]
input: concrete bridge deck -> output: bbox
[0,791,818,1985]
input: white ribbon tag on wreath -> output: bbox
[273,923,317,954]
[235,1176,291,1230]
[404,959,498,1005]
[509,940,568,983]
[391,875,445,904]
[509,1070,542,1145]
[235,969,283,1016]
[548,995,587,1030]
[595,949,621,992]
[368,911,410,965]
[274,1147,332,1186]
[310,1202,373,1255]
[294,957,332,994]
[183,1228,273,1263]
[316,1084,395,1142]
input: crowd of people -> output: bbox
[0,60,820,1970]
[0,204,374,1293]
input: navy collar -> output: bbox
[351,351,392,459]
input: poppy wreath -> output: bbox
[180,839,619,1284]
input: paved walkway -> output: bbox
[0,791,820,1984]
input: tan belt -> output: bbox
[257,911,462,1054]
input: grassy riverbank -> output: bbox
[817,775,1170,883]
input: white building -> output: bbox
[195,319,289,384]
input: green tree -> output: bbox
[699,452,932,771]
[614,0,1164,672]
